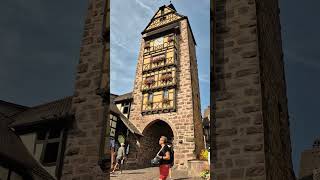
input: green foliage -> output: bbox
[200,149,209,160]
[199,169,210,179]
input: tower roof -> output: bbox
[167,3,176,11]
[142,3,196,45]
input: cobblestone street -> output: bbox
[110,167,202,180]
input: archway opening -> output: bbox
[139,120,174,168]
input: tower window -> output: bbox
[147,93,153,106]
[122,101,130,114]
[43,142,59,164]
[163,89,169,99]
[154,37,164,46]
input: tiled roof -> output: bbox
[0,100,28,119]
[0,113,55,180]
[10,96,73,128]
[113,92,132,102]
[5,93,140,135]
[110,103,142,136]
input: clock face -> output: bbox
[154,37,163,46]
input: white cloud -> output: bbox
[199,73,210,84]
[134,0,154,15]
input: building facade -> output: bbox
[299,139,320,180]
[127,4,205,170]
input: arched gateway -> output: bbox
[138,120,174,168]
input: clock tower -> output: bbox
[127,3,205,169]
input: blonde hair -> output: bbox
[160,136,168,143]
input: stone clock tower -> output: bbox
[128,4,205,169]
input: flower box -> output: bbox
[160,73,173,82]
[144,78,155,86]
[167,36,174,42]
[150,55,165,64]
[162,98,170,104]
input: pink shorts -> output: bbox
[159,164,170,180]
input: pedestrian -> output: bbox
[156,136,171,180]
[110,138,116,170]
[111,143,126,174]
[167,142,173,179]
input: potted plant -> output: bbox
[162,98,170,105]
[200,149,209,161]
[199,169,210,180]
[151,55,165,64]
[167,36,174,42]
[160,73,173,82]
[147,101,153,106]
[144,77,155,86]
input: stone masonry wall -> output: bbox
[213,0,266,179]
[128,19,203,170]
[255,0,295,179]
[187,24,205,158]
[213,0,295,179]
[61,0,109,179]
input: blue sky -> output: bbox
[110,0,210,114]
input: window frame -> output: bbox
[36,127,65,167]
[121,102,130,114]
[163,89,169,100]
[109,114,118,138]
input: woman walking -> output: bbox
[156,136,171,180]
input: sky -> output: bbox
[0,0,319,176]
[110,0,210,114]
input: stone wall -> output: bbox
[187,22,205,158]
[255,0,295,179]
[212,0,294,179]
[128,19,204,169]
[61,0,109,179]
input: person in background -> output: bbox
[110,138,116,170]
[111,143,126,174]
[157,136,171,180]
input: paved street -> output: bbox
[110,167,203,180]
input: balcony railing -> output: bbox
[142,57,175,72]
